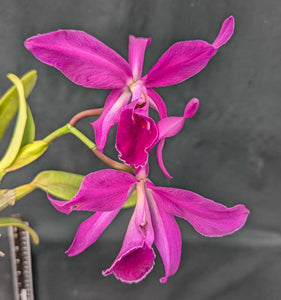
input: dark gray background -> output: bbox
[0,0,281,299]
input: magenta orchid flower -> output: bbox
[116,83,199,176]
[24,16,234,152]
[47,168,249,283]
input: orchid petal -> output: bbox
[212,16,235,49]
[66,209,120,256]
[47,170,137,214]
[25,30,132,89]
[149,185,250,237]
[129,36,151,81]
[116,100,158,168]
[184,97,200,118]
[143,41,217,88]
[155,98,199,178]
[147,88,167,119]
[91,89,131,151]
[103,182,155,283]
[157,98,199,140]
[156,139,173,179]
[146,187,181,283]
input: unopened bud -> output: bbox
[6,140,48,172]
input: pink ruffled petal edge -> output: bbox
[103,182,155,283]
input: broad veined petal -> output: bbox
[143,40,217,88]
[66,209,120,256]
[149,184,250,237]
[146,186,182,283]
[156,98,199,178]
[25,30,132,89]
[103,181,155,283]
[147,88,167,119]
[47,169,138,214]
[116,100,158,168]
[129,36,151,81]
[91,89,131,151]
[212,16,235,49]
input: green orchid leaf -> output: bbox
[6,140,48,173]
[122,190,137,208]
[0,217,39,244]
[21,104,35,147]
[0,70,37,142]
[0,74,27,176]
[32,170,84,200]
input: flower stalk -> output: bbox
[69,108,103,126]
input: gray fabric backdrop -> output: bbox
[0,0,281,299]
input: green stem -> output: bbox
[67,124,96,149]
[67,124,135,173]
[42,124,70,144]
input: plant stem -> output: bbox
[42,124,70,144]
[69,108,104,126]
[67,124,96,149]
[92,148,135,173]
[67,124,135,174]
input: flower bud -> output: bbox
[6,140,48,172]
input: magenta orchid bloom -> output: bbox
[116,83,200,176]
[47,169,249,283]
[24,16,234,152]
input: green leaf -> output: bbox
[21,104,35,147]
[6,140,48,172]
[0,74,27,174]
[0,70,37,142]
[0,217,39,244]
[32,170,84,200]
[122,190,137,208]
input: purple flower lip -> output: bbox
[47,168,249,283]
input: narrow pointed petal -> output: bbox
[156,139,173,179]
[66,209,120,256]
[212,16,235,49]
[146,187,181,283]
[149,185,250,237]
[47,170,137,214]
[157,98,199,140]
[147,88,167,119]
[91,89,131,151]
[129,36,151,81]
[103,182,155,283]
[143,41,217,87]
[155,98,199,178]
[184,97,200,118]
[116,101,158,168]
[25,30,132,89]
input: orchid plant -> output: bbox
[0,16,249,283]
